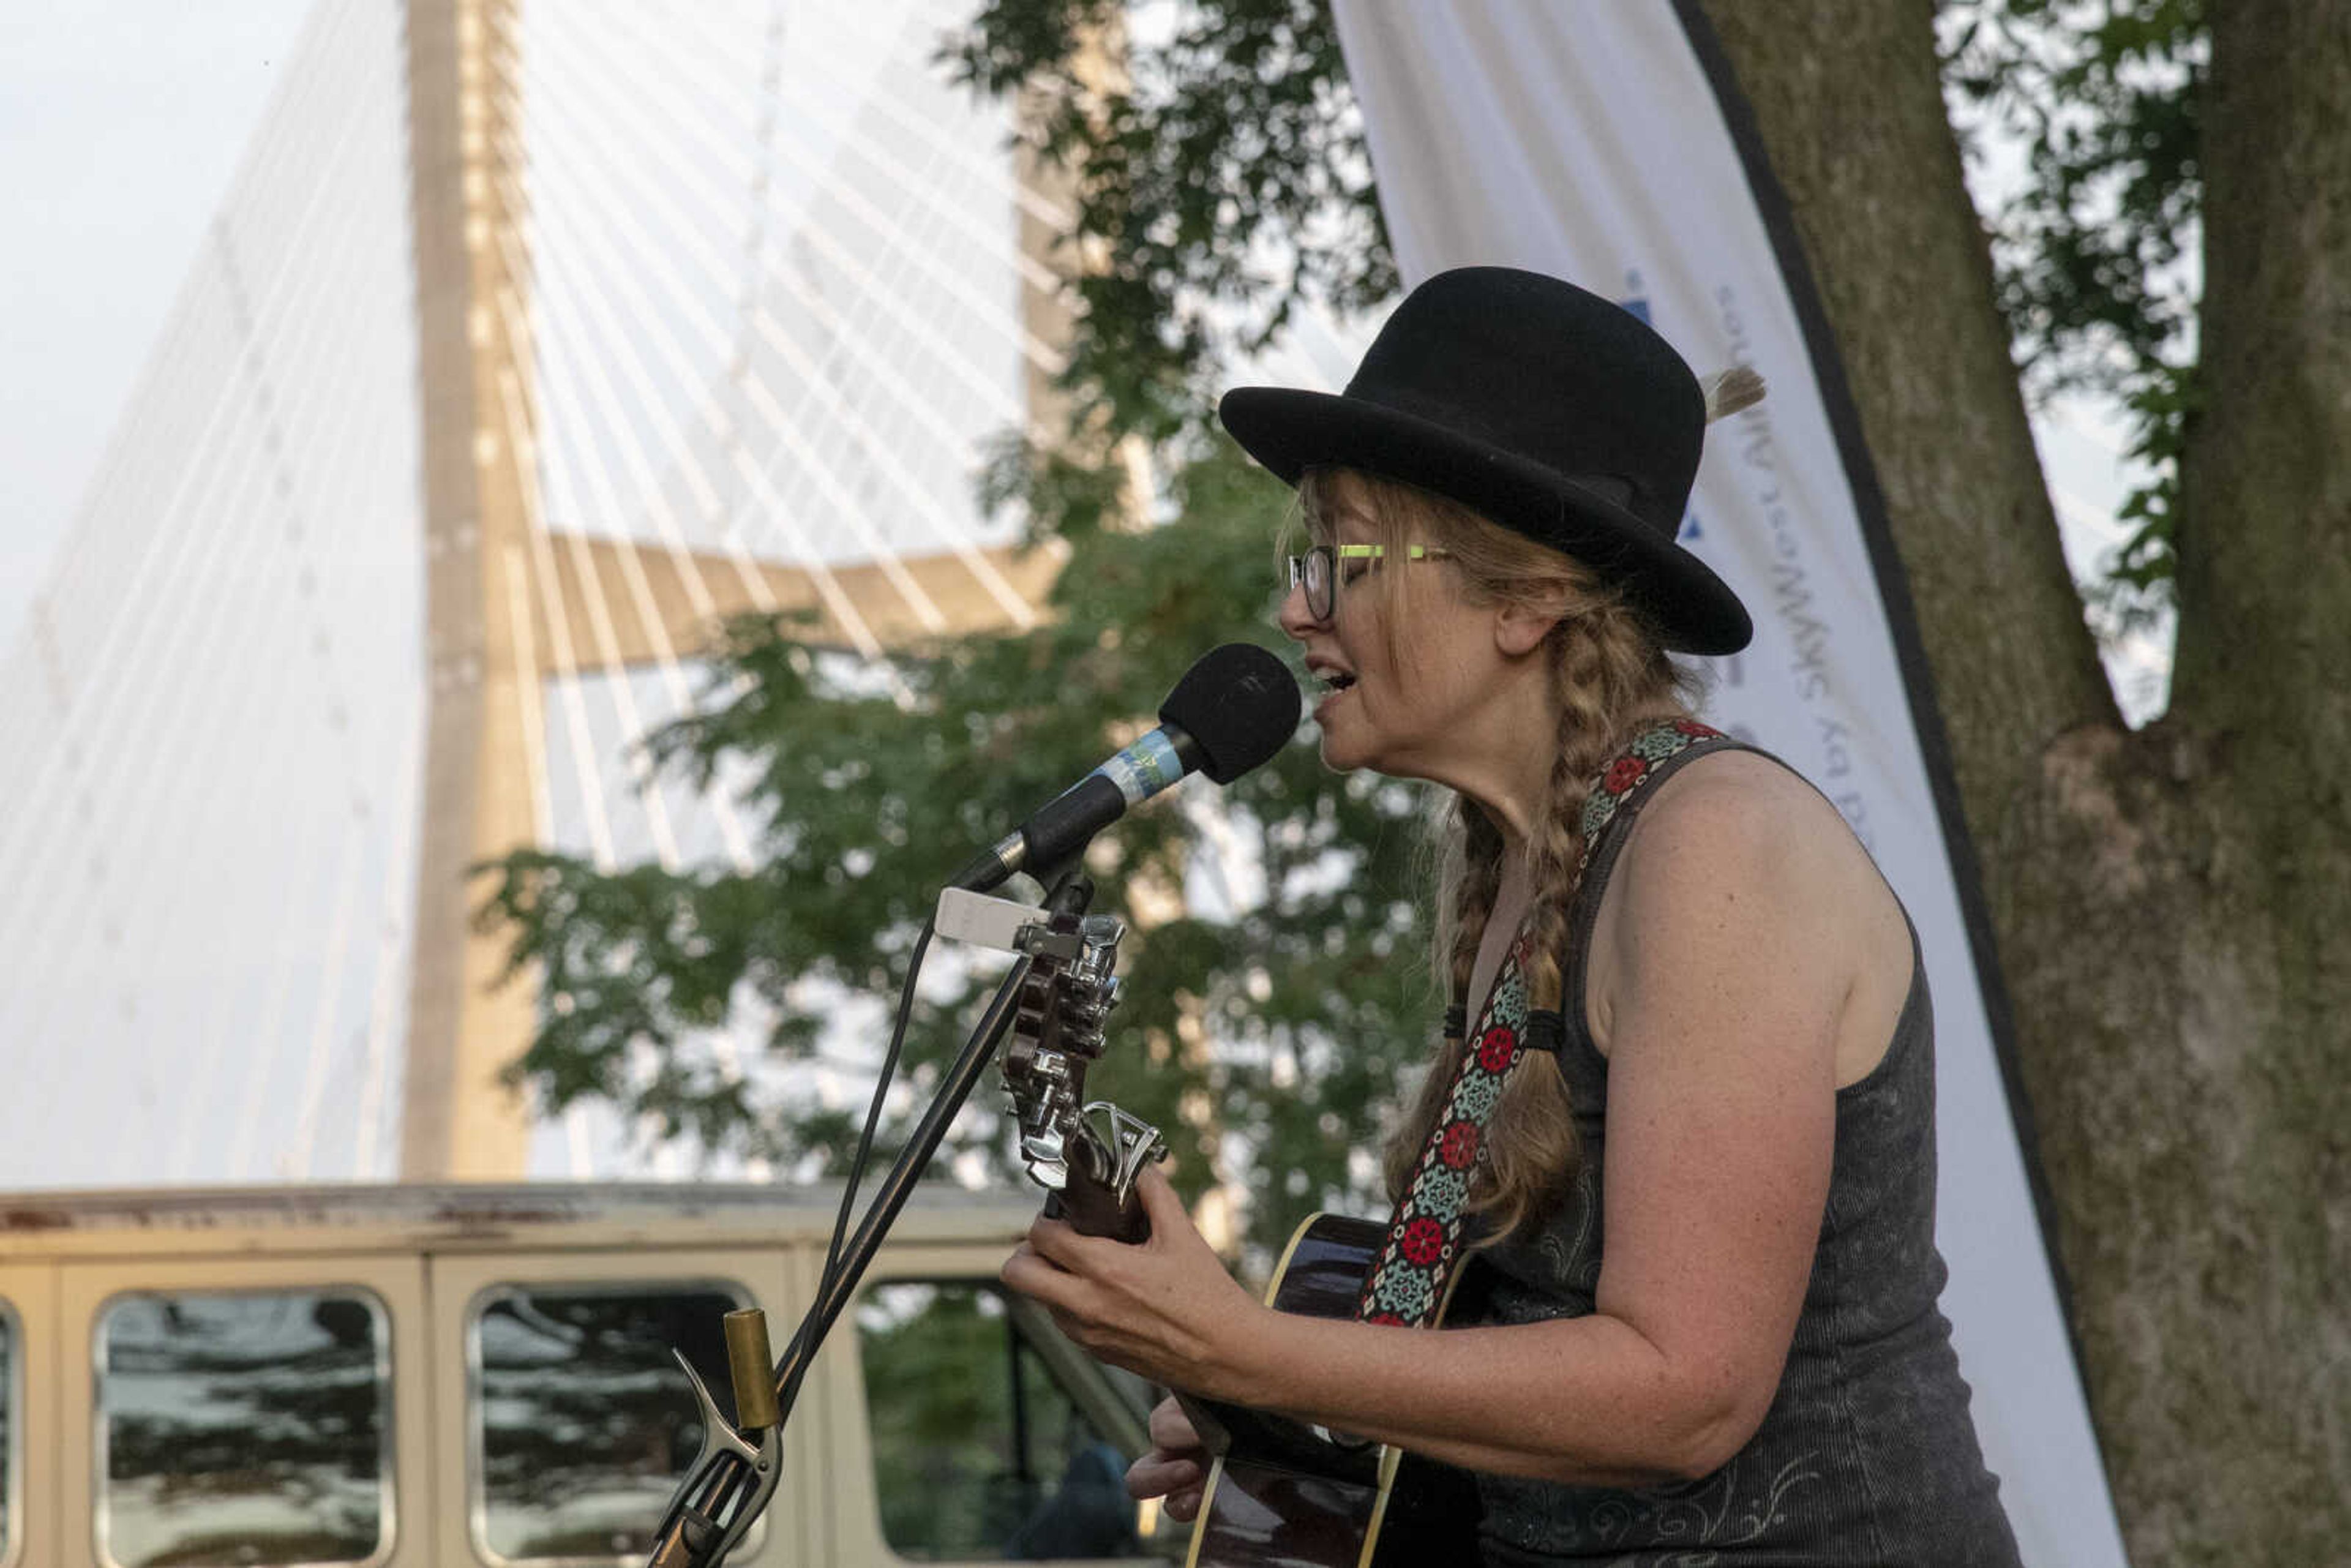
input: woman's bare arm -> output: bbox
[1011,757,1860,1485]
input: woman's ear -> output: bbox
[1493,590,1569,658]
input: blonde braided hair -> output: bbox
[1293,468,1703,1242]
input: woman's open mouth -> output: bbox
[1313,670,1357,719]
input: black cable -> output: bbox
[663,914,953,1564]
[772,915,936,1419]
[820,917,933,1288]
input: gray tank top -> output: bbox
[1450,738,2023,1566]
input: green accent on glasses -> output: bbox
[1284,544,1452,620]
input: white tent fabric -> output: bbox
[1328,4,2128,1562]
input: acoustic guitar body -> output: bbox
[1182,1215,1479,1568]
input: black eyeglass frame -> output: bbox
[1283,543,1453,620]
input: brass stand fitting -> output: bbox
[723,1309,781,1431]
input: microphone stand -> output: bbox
[641,865,1092,1568]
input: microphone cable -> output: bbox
[774,915,934,1422]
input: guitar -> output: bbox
[990,891,1479,1567]
[1172,1214,1480,1567]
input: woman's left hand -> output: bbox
[1000,1164,1269,1397]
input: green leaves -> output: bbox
[939,0,1393,443]
[481,426,1441,1249]
[1942,0,2205,606]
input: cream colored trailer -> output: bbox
[0,1185,1163,1568]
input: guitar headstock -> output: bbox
[1001,901,1126,1190]
[935,885,1167,1240]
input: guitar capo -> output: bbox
[1073,1098,1168,1206]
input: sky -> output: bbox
[0,1,316,653]
[0,0,2164,714]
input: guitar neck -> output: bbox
[1043,1144,1151,1244]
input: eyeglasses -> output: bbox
[1284,544,1452,621]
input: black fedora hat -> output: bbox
[1219,266,1753,655]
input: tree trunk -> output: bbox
[1698,2,2351,1562]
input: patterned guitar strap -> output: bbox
[1355,717,1727,1327]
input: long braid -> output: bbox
[1469,704,1586,1239]
[1344,467,1701,1241]
[1384,797,1502,1201]
[1472,604,1672,1239]
[1447,798,1507,1004]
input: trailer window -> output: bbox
[95,1287,392,1568]
[857,1280,1155,1561]
[469,1281,763,1563]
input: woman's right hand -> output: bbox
[1125,1395,1210,1523]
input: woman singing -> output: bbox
[1000,267,2022,1564]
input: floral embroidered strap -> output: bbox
[1576,716,1729,879]
[1355,716,1725,1329]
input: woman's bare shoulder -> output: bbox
[1621,745,1870,871]
[1593,745,1910,1081]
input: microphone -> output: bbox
[953,643,1299,891]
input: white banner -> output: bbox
[1328,3,2128,1562]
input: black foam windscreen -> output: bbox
[1157,643,1300,784]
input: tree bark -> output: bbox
[1698,2,2351,1562]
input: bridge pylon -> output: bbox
[397,0,1062,1179]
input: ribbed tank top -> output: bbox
[1449,738,2022,1566]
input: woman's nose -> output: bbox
[1277,576,1325,637]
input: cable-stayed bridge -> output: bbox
[0,0,1367,1191]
